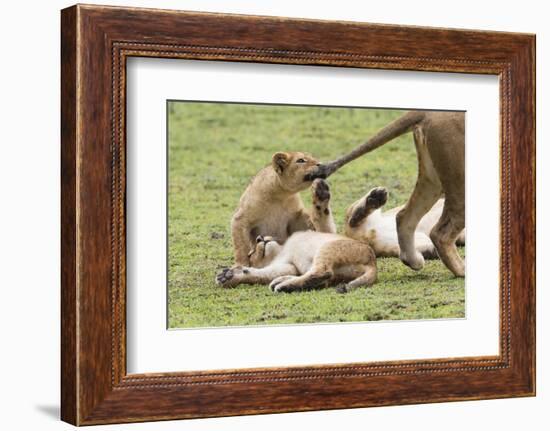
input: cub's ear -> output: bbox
[272,152,290,174]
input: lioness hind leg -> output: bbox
[430,200,465,277]
[456,229,466,246]
[309,179,337,233]
[396,128,442,271]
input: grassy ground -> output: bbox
[168,102,465,329]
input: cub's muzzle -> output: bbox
[303,163,334,181]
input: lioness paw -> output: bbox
[399,250,425,271]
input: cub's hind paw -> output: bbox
[272,282,301,293]
[335,284,349,294]
[421,246,439,260]
[366,187,388,208]
[269,275,297,292]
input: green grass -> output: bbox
[168,102,465,329]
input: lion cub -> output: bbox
[345,187,465,258]
[216,232,377,293]
[231,151,336,266]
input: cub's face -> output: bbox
[248,236,282,268]
[272,151,322,193]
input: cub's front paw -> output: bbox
[216,266,246,288]
[311,178,331,216]
[312,178,331,202]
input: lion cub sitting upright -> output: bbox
[216,232,377,293]
[231,151,336,266]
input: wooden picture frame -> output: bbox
[61,4,535,425]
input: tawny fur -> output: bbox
[216,231,377,293]
[312,111,466,277]
[231,151,336,266]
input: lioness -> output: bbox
[216,232,377,293]
[231,151,336,266]
[312,111,466,276]
[346,187,465,259]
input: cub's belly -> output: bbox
[251,210,296,243]
[294,257,314,275]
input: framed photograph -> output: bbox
[61,4,535,425]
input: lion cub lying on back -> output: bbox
[216,232,377,293]
[345,187,465,258]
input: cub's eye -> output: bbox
[296,158,306,164]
